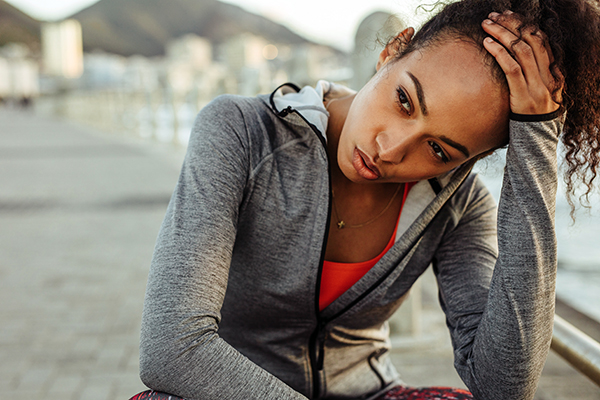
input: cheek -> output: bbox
[335,126,353,162]
[339,107,370,147]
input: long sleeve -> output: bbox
[139,96,307,400]
[433,115,563,399]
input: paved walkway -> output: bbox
[1,107,599,399]
[0,108,185,399]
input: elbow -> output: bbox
[138,319,187,391]
[138,335,191,392]
[139,359,159,391]
[139,335,175,391]
[138,317,220,391]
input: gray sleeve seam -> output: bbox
[249,137,316,180]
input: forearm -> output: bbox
[140,279,306,400]
[459,117,561,399]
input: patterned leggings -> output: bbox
[130,386,473,400]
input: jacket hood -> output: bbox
[270,80,355,142]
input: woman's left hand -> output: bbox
[482,10,563,115]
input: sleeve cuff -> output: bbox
[509,107,564,122]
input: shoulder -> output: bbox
[442,171,498,227]
[203,93,269,111]
[189,94,276,146]
[188,93,315,169]
[196,94,273,127]
[461,171,495,200]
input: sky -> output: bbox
[4,0,433,51]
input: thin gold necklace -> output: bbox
[331,184,403,229]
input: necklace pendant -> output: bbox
[337,221,345,229]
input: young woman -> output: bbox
[132,0,600,398]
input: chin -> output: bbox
[339,162,357,181]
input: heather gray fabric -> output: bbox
[139,84,563,400]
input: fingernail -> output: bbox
[505,10,513,14]
[484,19,494,24]
[489,12,500,19]
[485,37,494,43]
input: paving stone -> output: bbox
[2,388,46,400]
[96,343,128,371]
[75,382,112,400]
[72,336,102,355]
[115,383,149,400]
[43,394,78,400]
[15,366,53,390]
[46,374,85,395]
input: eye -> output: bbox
[395,87,412,115]
[428,141,449,163]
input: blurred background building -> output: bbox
[0,0,363,143]
[41,19,83,79]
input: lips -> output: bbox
[353,148,381,180]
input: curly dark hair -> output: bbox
[395,0,600,210]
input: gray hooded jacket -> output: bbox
[139,82,564,400]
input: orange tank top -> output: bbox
[319,182,414,311]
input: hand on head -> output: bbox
[481,10,564,115]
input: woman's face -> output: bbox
[337,39,510,183]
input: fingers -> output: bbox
[481,11,561,114]
[482,35,532,111]
[483,13,549,88]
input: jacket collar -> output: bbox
[268,81,355,143]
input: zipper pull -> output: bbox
[278,106,293,117]
[316,326,327,370]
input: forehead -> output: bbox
[403,39,492,89]
[396,40,509,153]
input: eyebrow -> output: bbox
[407,72,428,116]
[439,135,471,158]
[407,71,471,159]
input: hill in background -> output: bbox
[0,0,41,51]
[1,0,330,57]
[70,0,321,57]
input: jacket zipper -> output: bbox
[309,117,331,400]
[274,97,386,399]
[277,104,331,399]
[279,104,392,399]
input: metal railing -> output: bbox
[551,314,600,386]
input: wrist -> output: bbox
[510,107,565,122]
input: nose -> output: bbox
[375,128,415,164]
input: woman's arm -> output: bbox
[434,114,562,400]
[139,96,307,400]
[433,11,565,399]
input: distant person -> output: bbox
[131,0,600,398]
[19,96,31,109]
